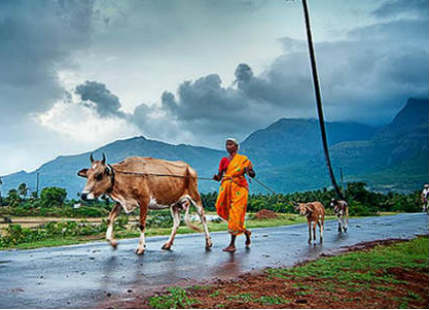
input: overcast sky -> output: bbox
[0,0,427,175]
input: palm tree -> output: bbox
[18,183,28,199]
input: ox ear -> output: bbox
[77,169,88,178]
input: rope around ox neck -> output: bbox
[111,168,277,194]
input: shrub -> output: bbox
[348,202,376,216]
[72,206,109,218]
[40,187,67,208]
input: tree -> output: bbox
[7,189,20,207]
[18,183,28,199]
[40,187,67,208]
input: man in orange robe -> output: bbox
[213,138,255,252]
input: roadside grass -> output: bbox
[0,210,404,251]
[148,287,197,309]
[1,212,336,250]
[141,236,429,308]
[227,293,253,303]
[255,295,291,305]
[266,235,428,282]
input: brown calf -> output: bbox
[295,201,325,244]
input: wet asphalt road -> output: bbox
[0,213,427,308]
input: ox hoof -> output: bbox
[135,248,145,255]
[161,243,172,250]
[344,227,348,233]
[308,239,312,244]
[109,240,118,249]
[205,241,213,250]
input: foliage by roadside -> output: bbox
[1,182,423,220]
[0,212,319,249]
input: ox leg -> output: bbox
[194,201,213,249]
[337,216,342,232]
[312,221,317,243]
[162,206,181,250]
[106,203,121,248]
[343,216,348,232]
[307,221,312,244]
[136,200,149,255]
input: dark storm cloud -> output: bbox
[38,0,427,145]
[89,7,428,142]
[149,60,315,140]
[372,0,428,18]
[0,0,94,125]
[75,81,127,119]
[154,7,428,131]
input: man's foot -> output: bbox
[222,245,236,252]
[245,231,252,248]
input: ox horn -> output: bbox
[101,153,106,165]
[90,153,94,163]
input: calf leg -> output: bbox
[318,220,324,243]
[106,203,121,248]
[193,200,213,249]
[136,199,149,255]
[162,206,181,250]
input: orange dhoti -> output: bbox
[215,154,252,236]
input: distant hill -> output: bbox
[240,118,376,168]
[253,97,428,193]
[1,97,427,197]
[1,137,224,198]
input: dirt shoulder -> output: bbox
[106,237,429,309]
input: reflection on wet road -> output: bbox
[0,213,427,308]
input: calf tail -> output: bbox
[184,200,202,232]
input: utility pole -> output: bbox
[36,172,40,198]
[301,0,344,200]
[0,176,3,205]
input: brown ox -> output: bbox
[77,154,212,255]
[330,198,349,233]
[295,201,325,244]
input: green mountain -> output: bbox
[252,97,428,193]
[1,98,427,197]
[240,118,376,168]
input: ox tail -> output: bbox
[184,199,203,232]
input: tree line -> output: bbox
[0,181,423,218]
